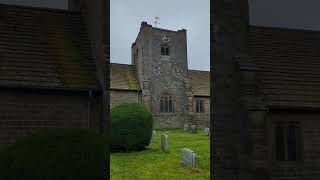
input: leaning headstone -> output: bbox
[184,124,189,132]
[161,134,168,152]
[204,128,210,136]
[181,148,197,168]
[190,125,196,133]
[151,130,156,143]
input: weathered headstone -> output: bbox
[190,125,196,133]
[184,124,189,132]
[181,148,197,168]
[161,134,168,152]
[204,128,210,136]
[151,130,156,143]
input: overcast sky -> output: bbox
[1,0,320,71]
[249,0,320,30]
[111,0,210,71]
[0,0,66,9]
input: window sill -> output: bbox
[160,55,170,57]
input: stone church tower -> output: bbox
[131,22,193,128]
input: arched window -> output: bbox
[160,93,174,113]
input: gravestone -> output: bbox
[181,148,197,168]
[161,134,168,152]
[184,124,189,132]
[204,128,210,136]
[190,125,196,133]
[151,130,156,143]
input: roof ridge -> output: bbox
[250,25,320,34]
[0,3,81,14]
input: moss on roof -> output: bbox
[0,4,98,90]
[123,68,140,90]
[188,70,210,96]
[110,63,140,90]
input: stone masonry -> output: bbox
[212,0,252,179]
[130,22,208,128]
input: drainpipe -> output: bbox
[137,89,142,103]
[137,89,139,103]
[87,90,93,128]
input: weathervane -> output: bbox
[154,16,160,27]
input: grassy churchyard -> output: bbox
[111,129,210,180]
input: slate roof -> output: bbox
[249,25,320,108]
[109,63,210,96]
[188,70,210,96]
[0,4,99,91]
[110,63,140,90]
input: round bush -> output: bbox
[110,102,153,151]
[0,128,108,180]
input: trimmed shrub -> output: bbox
[0,128,108,180]
[111,102,153,151]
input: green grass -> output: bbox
[111,129,210,180]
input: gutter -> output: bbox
[268,106,320,111]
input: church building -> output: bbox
[0,1,107,145]
[213,0,320,179]
[110,22,210,128]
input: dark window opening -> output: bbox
[276,126,285,161]
[275,123,300,161]
[161,45,169,56]
[196,100,204,113]
[287,125,298,160]
[160,100,163,112]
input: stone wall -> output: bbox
[153,113,186,129]
[0,88,101,145]
[68,0,108,134]
[188,113,210,128]
[110,90,140,108]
